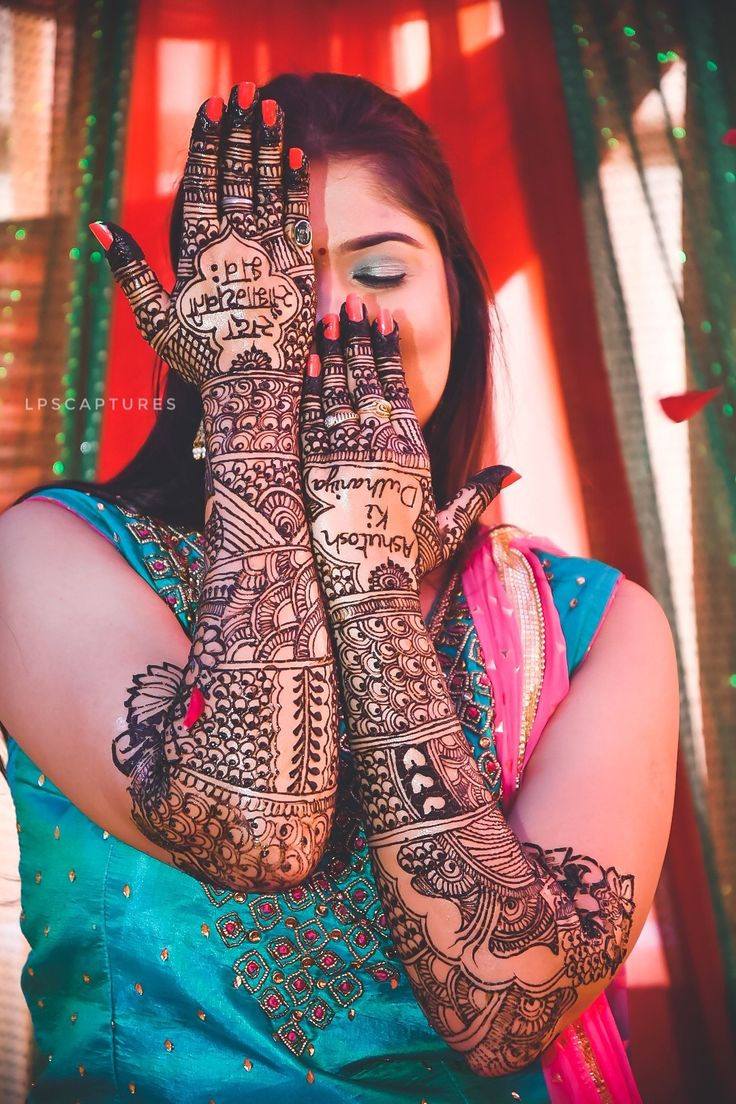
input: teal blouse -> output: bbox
[5,487,621,1103]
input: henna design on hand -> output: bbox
[300,308,636,1072]
[96,85,338,890]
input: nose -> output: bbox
[314,266,348,321]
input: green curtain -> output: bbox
[0,0,137,511]
[548,0,736,1056]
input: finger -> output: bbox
[372,315,425,451]
[221,80,258,239]
[300,354,329,457]
[179,96,224,277]
[89,220,173,360]
[256,97,284,232]
[284,147,313,255]
[318,314,360,449]
[435,467,521,565]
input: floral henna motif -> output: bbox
[97,87,339,889]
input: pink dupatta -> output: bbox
[462,525,640,1104]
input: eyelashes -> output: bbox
[352,272,407,289]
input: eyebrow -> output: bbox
[337,233,425,253]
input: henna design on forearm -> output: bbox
[99,87,338,890]
[301,306,636,1074]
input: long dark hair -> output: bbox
[11,72,498,529]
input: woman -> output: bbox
[0,73,678,1102]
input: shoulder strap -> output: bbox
[24,487,204,637]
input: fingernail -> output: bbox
[307,354,321,378]
[500,470,522,489]
[346,293,364,323]
[182,686,205,728]
[322,314,339,340]
[377,308,393,336]
[261,99,278,126]
[204,96,224,123]
[237,81,256,110]
[289,147,304,170]
[89,221,113,250]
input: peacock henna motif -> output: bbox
[301,305,636,1074]
[98,85,338,891]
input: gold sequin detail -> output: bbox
[160,948,169,961]
[197,1009,206,1021]
[37,999,44,1008]
[243,1059,253,1071]
[201,923,210,937]
[123,884,131,898]
[102,830,110,839]
[248,930,262,943]
[78,1065,86,1076]
[233,893,246,903]
[164,1039,174,1051]
[27,967,34,976]
[134,983,143,995]
[70,1012,78,1023]
[569,597,578,608]
[512,1094,521,1101]
[43,925,49,937]
[37,774,45,786]
[576,576,586,585]
[306,1071,315,1085]
[53,826,60,840]
[34,871,42,883]
[307,1044,315,1056]
[82,974,90,984]
[491,527,546,790]
[571,1023,613,1103]
[128,1085,136,1095]
[348,1009,356,1020]
[68,870,76,882]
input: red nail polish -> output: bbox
[237,81,256,110]
[261,99,278,126]
[346,294,363,323]
[377,308,393,336]
[182,686,205,728]
[204,96,224,123]
[89,221,113,251]
[307,354,321,378]
[322,314,339,340]
[289,147,304,170]
[500,470,522,489]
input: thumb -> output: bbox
[89,220,172,359]
[435,465,521,566]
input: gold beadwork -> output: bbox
[123,884,131,898]
[306,1071,315,1085]
[37,774,45,786]
[35,872,42,883]
[53,826,60,839]
[68,870,76,882]
[243,1059,253,1071]
[197,1009,206,1021]
[201,924,210,937]
[307,1044,315,1056]
[164,1039,174,1052]
[128,1085,136,1095]
[70,1012,78,1023]
[134,983,143,995]
[82,974,90,984]
[160,948,169,961]
[78,1065,86,1076]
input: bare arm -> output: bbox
[0,85,339,892]
[301,307,678,1074]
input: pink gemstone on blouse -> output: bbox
[377,914,387,927]
[339,980,351,992]
[287,1030,297,1041]
[322,955,335,966]
[225,922,237,934]
[246,962,258,975]
[467,706,480,720]
[276,943,289,956]
[167,596,176,604]
[140,528,151,537]
[355,933,367,946]
[353,889,367,903]
[267,995,280,1009]
[305,929,317,941]
[373,969,388,981]
[261,903,273,914]
[294,978,305,991]
[154,561,164,570]
[292,889,304,900]
[314,1006,325,1020]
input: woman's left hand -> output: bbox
[300,296,514,603]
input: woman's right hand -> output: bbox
[90,82,315,393]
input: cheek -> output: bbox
[399,274,452,427]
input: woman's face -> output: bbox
[308,157,452,428]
